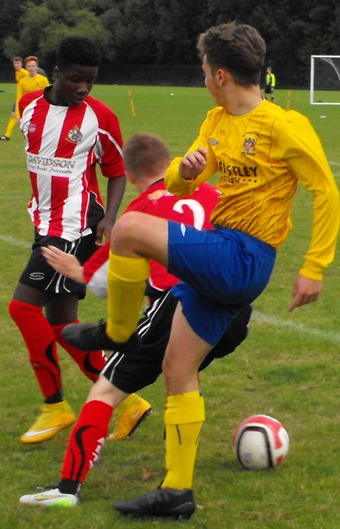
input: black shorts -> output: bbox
[101,291,252,394]
[19,230,98,299]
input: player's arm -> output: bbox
[95,108,126,244]
[165,114,219,195]
[283,117,340,310]
[96,176,126,245]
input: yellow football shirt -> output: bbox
[15,67,28,83]
[165,99,339,280]
[15,74,50,117]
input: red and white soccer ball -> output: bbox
[232,414,289,470]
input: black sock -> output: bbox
[45,390,63,404]
[58,479,82,496]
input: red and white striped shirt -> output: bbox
[20,90,124,242]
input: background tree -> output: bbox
[0,0,339,87]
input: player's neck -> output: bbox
[224,85,262,116]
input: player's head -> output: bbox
[197,22,265,86]
[56,36,101,69]
[12,57,23,70]
[123,133,171,183]
[52,36,101,107]
[24,55,39,76]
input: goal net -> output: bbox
[310,55,340,105]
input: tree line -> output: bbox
[0,0,339,87]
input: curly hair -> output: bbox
[56,36,101,68]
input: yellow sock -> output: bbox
[162,391,205,490]
[106,251,149,342]
[4,117,17,138]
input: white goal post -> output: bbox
[310,55,340,105]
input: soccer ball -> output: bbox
[232,414,289,470]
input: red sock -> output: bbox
[8,300,61,398]
[60,400,113,486]
[52,321,107,383]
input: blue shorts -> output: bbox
[168,222,276,345]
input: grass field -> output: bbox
[0,83,339,529]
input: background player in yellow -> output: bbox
[14,55,49,121]
[0,57,28,141]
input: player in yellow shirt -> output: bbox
[264,65,276,101]
[0,57,28,141]
[14,55,49,120]
[60,22,339,518]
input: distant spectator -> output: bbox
[264,65,276,102]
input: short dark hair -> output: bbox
[197,22,266,86]
[56,36,101,68]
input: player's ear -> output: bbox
[215,67,227,86]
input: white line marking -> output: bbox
[0,235,31,248]
[253,310,340,345]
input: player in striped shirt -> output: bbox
[8,36,126,445]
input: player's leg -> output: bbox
[8,230,103,444]
[106,211,169,343]
[107,290,176,440]
[46,295,107,382]
[199,304,252,370]
[114,306,210,519]
[19,375,126,507]
[1,107,16,140]
[2,117,16,139]
[8,283,76,443]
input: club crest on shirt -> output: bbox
[67,126,83,143]
[243,136,257,154]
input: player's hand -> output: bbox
[288,274,322,312]
[96,216,113,246]
[41,245,85,283]
[179,147,208,181]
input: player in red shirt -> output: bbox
[19,133,251,507]
[8,36,126,444]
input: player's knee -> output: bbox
[110,212,142,252]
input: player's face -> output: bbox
[52,65,98,106]
[13,60,22,71]
[26,60,38,76]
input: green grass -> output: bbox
[0,83,339,529]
